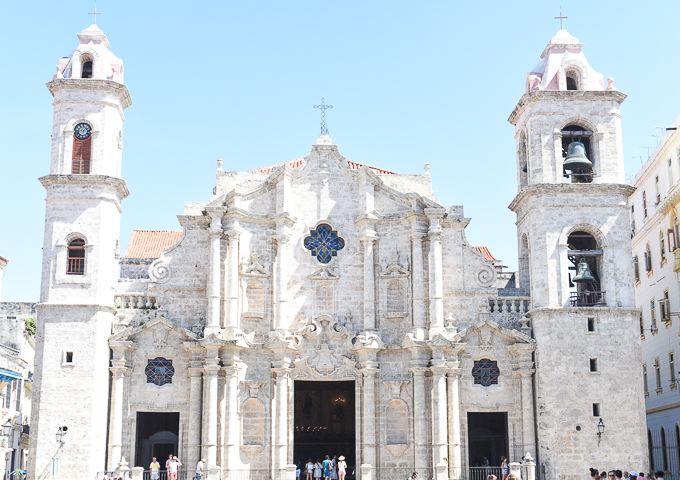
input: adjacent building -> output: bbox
[630,114,680,476]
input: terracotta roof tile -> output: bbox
[251,158,398,175]
[473,246,496,261]
[123,230,182,259]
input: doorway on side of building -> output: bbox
[135,412,180,472]
[467,412,508,467]
[294,380,356,476]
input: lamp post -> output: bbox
[52,426,67,480]
[597,418,605,444]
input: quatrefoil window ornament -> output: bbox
[304,224,345,264]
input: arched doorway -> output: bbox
[467,412,508,467]
[135,412,179,472]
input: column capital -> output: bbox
[188,366,204,378]
[226,229,243,240]
[110,366,129,377]
[273,234,291,244]
[446,368,462,379]
[409,366,428,376]
[410,230,427,241]
[360,232,377,244]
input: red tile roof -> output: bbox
[123,230,182,259]
[473,246,496,261]
[251,157,398,175]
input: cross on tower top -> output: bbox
[555,8,567,30]
[314,98,333,135]
[89,2,102,25]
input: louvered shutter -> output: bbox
[72,136,92,174]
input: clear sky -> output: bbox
[1,1,680,302]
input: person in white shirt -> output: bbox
[167,456,182,480]
[149,457,161,480]
[196,458,205,480]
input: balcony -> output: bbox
[570,291,606,307]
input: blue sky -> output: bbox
[1,1,679,302]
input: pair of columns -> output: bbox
[206,213,291,337]
[410,363,462,474]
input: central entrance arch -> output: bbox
[294,380,356,475]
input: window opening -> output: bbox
[562,125,593,183]
[65,352,73,363]
[519,132,528,187]
[592,403,600,416]
[471,359,500,387]
[651,299,657,329]
[670,352,676,384]
[631,206,636,237]
[81,55,93,78]
[646,244,653,272]
[643,364,649,394]
[662,427,669,471]
[655,358,662,390]
[4,381,12,409]
[649,430,655,471]
[587,317,595,332]
[670,159,674,186]
[669,227,677,252]
[67,238,85,275]
[662,290,671,322]
[643,191,648,218]
[15,378,21,412]
[634,255,640,282]
[656,176,661,204]
[303,224,345,264]
[72,123,92,174]
[589,358,598,372]
[567,231,604,306]
[145,357,175,386]
[640,312,645,337]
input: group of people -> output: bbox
[590,469,666,480]
[298,455,349,480]
[149,454,205,480]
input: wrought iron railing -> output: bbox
[67,257,84,275]
[570,291,606,307]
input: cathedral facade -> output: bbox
[27,25,647,480]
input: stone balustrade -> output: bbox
[489,297,530,314]
[114,293,158,310]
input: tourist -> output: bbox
[307,458,314,480]
[296,461,301,480]
[331,455,338,480]
[616,470,623,480]
[624,472,629,479]
[482,456,490,474]
[323,455,332,480]
[501,456,508,480]
[166,454,173,471]
[654,471,665,480]
[196,457,205,480]
[168,456,182,480]
[149,457,160,480]
[638,473,647,480]
[630,471,638,480]
[314,459,322,480]
[338,456,347,480]
[409,472,418,480]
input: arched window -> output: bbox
[634,255,640,283]
[561,125,593,183]
[519,131,528,187]
[661,426,669,471]
[81,54,93,78]
[72,123,92,174]
[675,425,680,471]
[646,244,653,272]
[67,238,85,275]
[649,429,655,471]
[566,69,581,90]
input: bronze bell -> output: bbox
[572,258,596,283]
[563,141,593,171]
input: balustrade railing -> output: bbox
[114,294,158,310]
[569,291,606,307]
[489,297,530,313]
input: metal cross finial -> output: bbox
[314,98,333,135]
[89,2,102,25]
[555,7,567,30]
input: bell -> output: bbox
[522,163,528,173]
[563,141,593,171]
[572,258,596,283]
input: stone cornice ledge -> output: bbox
[36,303,117,314]
[527,306,640,315]
[39,174,130,200]
[508,183,636,212]
[659,182,680,215]
[508,90,627,125]
[46,78,133,109]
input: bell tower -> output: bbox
[28,24,131,480]
[508,30,647,478]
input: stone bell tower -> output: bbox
[508,30,647,478]
[28,24,131,480]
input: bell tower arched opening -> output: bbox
[565,69,581,90]
[81,54,93,78]
[567,230,604,306]
[562,125,594,184]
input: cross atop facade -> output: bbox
[555,8,567,30]
[314,98,333,135]
[89,2,102,25]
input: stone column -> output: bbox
[226,230,241,338]
[430,364,448,467]
[188,361,204,470]
[447,369,462,479]
[409,364,428,469]
[361,232,377,331]
[206,213,223,337]
[427,213,445,336]
[224,363,241,470]
[274,234,290,332]
[203,348,221,469]
[107,361,127,471]
[360,363,379,468]
[410,230,427,340]
[519,371,536,457]
[273,362,292,471]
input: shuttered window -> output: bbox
[72,136,91,174]
[67,238,86,275]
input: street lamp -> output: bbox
[2,421,11,438]
[55,426,68,444]
[597,418,605,444]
